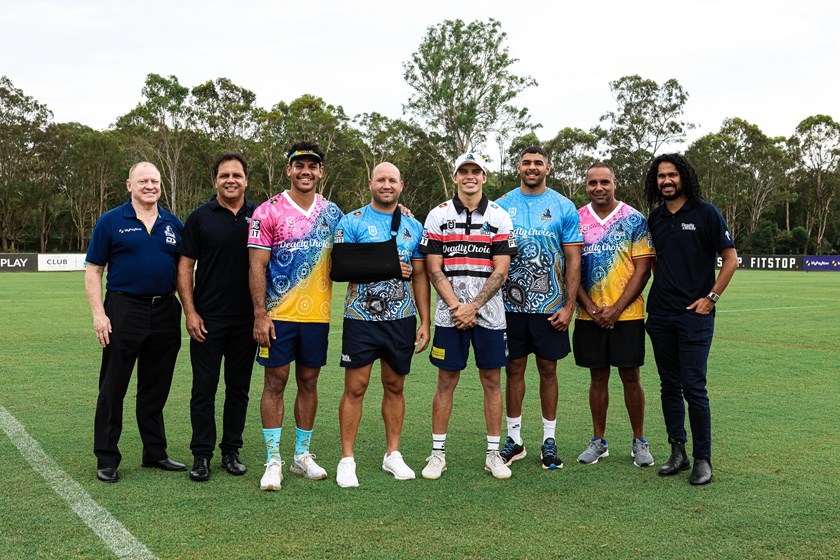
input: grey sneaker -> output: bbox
[632,439,655,467]
[577,438,609,464]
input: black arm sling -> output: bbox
[329,207,403,283]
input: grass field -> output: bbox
[1,270,839,559]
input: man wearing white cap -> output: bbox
[419,153,518,480]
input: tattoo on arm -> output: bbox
[472,272,505,309]
[429,270,448,291]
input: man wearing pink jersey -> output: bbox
[248,142,343,491]
[574,162,656,467]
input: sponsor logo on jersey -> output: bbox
[401,227,412,240]
[431,346,445,360]
[250,220,261,238]
[420,228,429,246]
[541,208,552,220]
[335,229,344,243]
[368,225,378,236]
[446,219,456,230]
[508,207,517,217]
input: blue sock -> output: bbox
[634,437,648,443]
[263,427,282,462]
[295,427,313,456]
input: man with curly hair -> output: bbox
[643,153,738,486]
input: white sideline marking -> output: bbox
[0,405,156,560]
[717,305,827,313]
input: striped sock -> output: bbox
[295,427,313,456]
[432,433,447,452]
[506,416,523,445]
[263,427,282,463]
[487,435,501,453]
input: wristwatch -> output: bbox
[706,291,720,304]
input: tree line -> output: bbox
[1,19,837,254]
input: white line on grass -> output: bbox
[0,405,156,560]
[717,305,828,313]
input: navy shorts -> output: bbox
[340,316,417,375]
[505,313,571,361]
[429,325,508,371]
[256,321,329,368]
[573,319,645,369]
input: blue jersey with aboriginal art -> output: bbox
[335,205,425,321]
[495,188,583,314]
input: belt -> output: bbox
[110,291,175,305]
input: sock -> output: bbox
[295,427,313,456]
[592,437,608,446]
[634,437,648,443]
[542,417,556,442]
[263,427,282,462]
[432,433,447,452]
[506,416,523,445]
[487,435,501,453]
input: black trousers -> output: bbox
[189,317,256,459]
[94,292,182,469]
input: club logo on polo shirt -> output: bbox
[164,224,177,245]
[250,219,261,237]
[681,223,696,231]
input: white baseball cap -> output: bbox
[453,152,489,177]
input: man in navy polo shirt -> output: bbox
[643,153,738,486]
[177,153,257,482]
[85,161,186,483]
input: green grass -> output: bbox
[1,270,838,559]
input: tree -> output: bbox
[0,75,52,251]
[790,115,840,250]
[403,18,537,158]
[545,128,599,204]
[115,73,192,214]
[598,75,694,210]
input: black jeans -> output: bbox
[94,292,181,469]
[645,312,715,460]
[189,317,256,459]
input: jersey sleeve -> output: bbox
[492,209,518,256]
[631,213,656,260]
[247,203,273,250]
[561,201,584,245]
[419,209,443,255]
[709,204,736,252]
[85,214,111,265]
[335,214,355,244]
[409,218,425,259]
[177,211,200,259]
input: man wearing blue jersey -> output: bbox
[85,161,186,483]
[496,145,583,470]
[334,162,431,488]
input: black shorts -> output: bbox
[572,319,645,369]
[505,313,571,361]
[340,316,417,375]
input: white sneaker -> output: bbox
[290,452,328,480]
[421,450,447,480]
[485,450,512,479]
[336,457,359,488]
[382,451,416,480]
[260,459,283,491]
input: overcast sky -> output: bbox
[2,0,837,151]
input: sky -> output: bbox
[2,0,837,153]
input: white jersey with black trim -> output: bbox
[419,194,517,329]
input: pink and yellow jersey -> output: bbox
[577,202,655,321]
[247,191,343,323]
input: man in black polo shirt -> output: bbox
[643,153,738,486]
[177,153,257,482]
[85,161,186,483]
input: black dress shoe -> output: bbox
[221,451,247,476]
[658,440,690,476]
[142,457,187,472]
[97,467,118,483]
[189,458,210,482]
[690,458,713,485]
